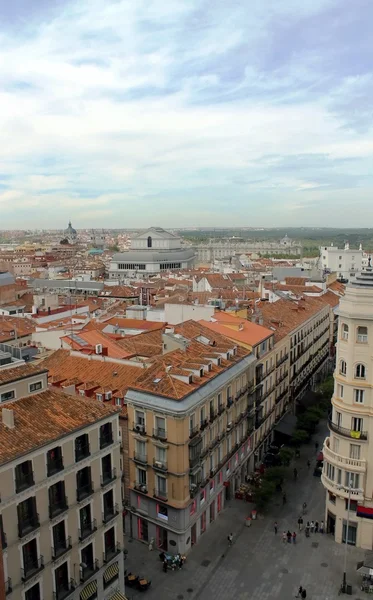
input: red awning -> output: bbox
[317,452,323,462]
[357,506,373,519]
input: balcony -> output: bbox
[189,453,201,469]
[49,495,68,519]
[226,397,234,408]
[153,427,167,441]
[209,409,217,423]
[103,503,119,524]
[18,512,40,538]
[276,353,289,367]
[15,470,34,493]
[321,472,364,502]
[75,444,90,463]
[275,389,288,404]
[154,487,168,501]
[217,404,225,415]
[21,555,44,582]
[79,519,97,541]
[323,438,366,473]
[133,481,148,494]
[328,419,368,441]
[153,458,168,472]
[101,468,117,487]
[200,419,209,431]
[189,425,199,439]
[133,424,146,436]
[47,456,64,477]
[77,482,94,502]
[133,453,148,465]
[103,542,121,563]
[5,578,11,596]
[100,432,114,448]
[52,536,72,560]
[53,579,76,600]
[80,559,99,583]
[276,371,288,385]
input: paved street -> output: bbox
[123,426,366,600]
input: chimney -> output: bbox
[2,408,15,429]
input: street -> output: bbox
[123,426,365,600]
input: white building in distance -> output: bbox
[320,243,363,280]
[109,227,195,280]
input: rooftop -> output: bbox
[0,363,47,385]
[199,312,273,347]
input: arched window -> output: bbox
[339,360,347,376]
[147,236,152,248]
[357,326,368,343]
[342,323,349,341]
[355,364,366,379]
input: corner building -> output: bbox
[322,265,373,547]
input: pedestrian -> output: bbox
[227,533,233,547]
[283,492,287,505]
[310,520,315,533]
[294,467,298,480]
[298,516,303,531]
[163,558,168,573]
[282,531,287,544]
[287,530,292,543]
[292,531,297,544]
[320,520,324,534]
[307,459,311,469]
[274,522,278,535]
[305,522,310,537]
[296,586,303,598]
[301,589,307,599]
[302,502,307,515]
[315,520,319,533]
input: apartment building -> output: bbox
[0,365,125,600]
[322,266,373,547]
[125,321,256,554]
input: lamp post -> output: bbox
[342,479,353,593]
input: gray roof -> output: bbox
[111,248,195,263]
[133,227,178,240]
[29,278,104,291]
[0,272,15,287]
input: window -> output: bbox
[25,583,41,600]
[200,511,206,534]
[80,542,96,582]
[115,397,122,406]
[326,463,335,480]
[136,440,146,461]
[29,381,42,392]
[156,475,167,500]
[337,384,344,399]
[52,520,69,559]
[0,390,15,402]
[103,489,116,523]
[352,417,363,432]
[101,454,114,485]
[345,499,358,512]
[342,324,349,341]
[339,360,347,375]
[357,326,368,343]
[350,444,361,460]
[155,416,166,439]
[15,460,34,493]
[345,472,360,489]
[54,561,70,598]
[190,500,196,516]
[22,538,42,582]
[79,504,95,541]
[75,433,90,462]
[210,479,214,492]
[189,414,195,434]
[47,446,63,477]
[48,480,68,518]
[155,446,166,467]
[76,466,93,502]
[157,504,168,521]
[332,437,340,453]
[336,411,342,427]
[104,526,117,563]
[100,422,113,448]
[354,389,364,404]
[328,492,336,504]
[355,364,366,379]
[137,468,147,490]
[337,469,342,485]
[17,497,39,538]
[147,236,152,248]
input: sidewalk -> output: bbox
[123,423,365,600]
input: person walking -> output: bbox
[320,520,324,534]
[296,586,303,598]
[302,502,307,515]
[282,531,287,544]
[227,533,233,547]
[287,530,292,543]
[293,467,298,480]
[163,558,168,573]
[283,492,287,505]
[292,531,297,544]
[274,522,278,535]
[298,516,303,531]
[315,520,319,533]
[310,520,315,533]
[305,522,310,537]
[301,589,307,599]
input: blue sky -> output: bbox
[1,0,373,228]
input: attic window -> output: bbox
[188,375,192,384]
[105,392,112,400]
[217,357,221,366]
[96,393,103,401]
[199,369,204,377]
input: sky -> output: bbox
[1,0,373,229]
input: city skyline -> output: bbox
[1,0,373,228]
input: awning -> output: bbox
[357,562,373,576]
[104,561,119,583]
[109,593,128,600]
[357,506,373,520]
[317,452,324,462]
[274,414,297,437]
[80,580,98,600]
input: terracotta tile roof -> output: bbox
[0,316,36,342]
[200,313,272,347]
[0,388,119,466]
[271,284,323,294]
[102,285,140,298]
[327,280,346,295]
[284,277,310,286]
[102,318,165,332]
[0,363,48,385]
[116,330,163,357]
[61,329,133,359]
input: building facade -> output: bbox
[109,228,195,280]
[195,235,302,263]
[0,366,125,600]
[320,243,363,281]
[322,266,373,548]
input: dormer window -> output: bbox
[105,392,112,400]
[96,393,103,402]
[79,390,85,397]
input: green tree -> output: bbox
[318,377,334,399]
[253,480,276,511]
[291,429,309,445]
[263,466,287,486]
[279,447,294,466]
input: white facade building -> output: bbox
[322,262,373,547]
[109,227,195,280]
[320,243,363,280]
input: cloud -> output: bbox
[0,0,373,227]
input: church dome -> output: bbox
[65,221,77,235]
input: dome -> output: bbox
[65,220,77,235]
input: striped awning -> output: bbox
[104,561,119,583]
[80,580,98,600]
[109,592,128,600]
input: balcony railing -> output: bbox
[103,503,119,524]
[53,579,76,600]
[77,482,94,502]
[153,458,168,472]
[47,456,64,477]
[5,578,12,596]
[321,472,364,502]
[153,427,167,441]
[328,419,368,441]
[103,542,121,563]
[75,444,90,463]
[15,470,34,493]
[101,468,117,487]
[18,512,40,538]
[226,396,234,408]
[200,419,209,431]
[21,555,44,582]
[80,559,99,583]
[49,495,68,519]
[209,409,217,423]
[133,424,146,435]
[323,438,367,472]
[133,453,147,465]
[79,519,97,541]
[189,425,199,439]
[154,487,168,501]
[52,536,72,560]
[276,353,289,367]
[133,481,148,494]
[218,404,225,415]
[100,432,114,449]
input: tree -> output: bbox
[263,466,287,485]
[279,447,294,466]
[291,429,309,445]
[318,376,334,399]
[253,480,276,511]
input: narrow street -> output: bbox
[124,425,365,600]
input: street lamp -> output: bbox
[338,479,364,593]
